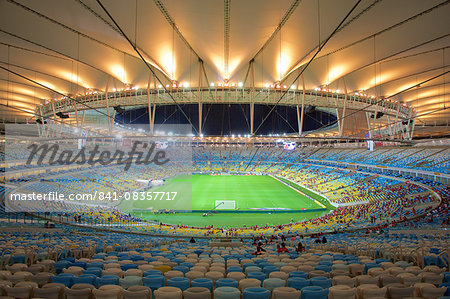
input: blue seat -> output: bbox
[142,275,165,290]
[51,275,73,287]
[364,263,379,274]
[310,277,332,288]
[172,258,184,264]
[439,283,450,296]
[92,254,106,260]
[287,277,309,290]
[180,262,194,268]
[243,287,270,299]
[118,256,130,261]
[227,266,243,273]
[191,278,214,292]
[243,263,257,270]
[11,255,25,264]
[70,261,87,269]
[72,274,96,285]
[444,273,450,283]
[57,273,75,278]
[53,261,70,274]
[87,262,104,269]
[258,262,272,269]
[82,267,102,277]
[173,266,189,274]
[375,258,389,264]
[262,266,279,276]
[289,271,308,279]
[121,263,138,271]
[130,255,144,262]
[314,265,332,272]
[216,278,238,288]
[247,272,266,282]
[143,270,163,277]
[96,275,119,287]
[300,286,328,299]
[167,276,190,291]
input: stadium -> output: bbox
[0,1,449,298]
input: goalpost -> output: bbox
[214,200,236,210]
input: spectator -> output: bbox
[277,242,289,253]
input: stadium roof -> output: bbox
[0,0,449,137]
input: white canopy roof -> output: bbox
[0,0,449,135]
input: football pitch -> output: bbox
[119,174,332,227]
[190,174,324,211]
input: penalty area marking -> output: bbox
[269,175,326,209]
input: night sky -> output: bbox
[115,104,337,136]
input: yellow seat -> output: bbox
[154,265,171,273]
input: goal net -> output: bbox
[214,200,236,210]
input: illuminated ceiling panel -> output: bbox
[0,0,448,132]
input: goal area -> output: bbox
[214,200,236,210]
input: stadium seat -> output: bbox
[243,287,271,299]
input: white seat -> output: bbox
[332,275,355,287]
[397,273,421,286]
[386,284,415,299]
[356,284,386,299]
[4,285,32,299]
[355,275,378,286]
[226,272,245,282]
[238,278,261,291]
[186,271,205,280]
[271,286,301,299]
[418,272,443,285]
[66,287,92,299]
[183,286,211,299]
[328,285,357,299]
[154,286,182,299]
[93,287,123,299]
[205,271,224,282]
[164,270,184,280]
[123,286,152,299]
[269,271,289,280]
[214,286,241,299]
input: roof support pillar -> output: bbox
[339,78,348,137]
[50,98,59,137]
[404,108,413,140]
[198,60,203,135]
[371,97,379,138]
[73,98,79,130]
[332,87,341,136]
[250,60,255,135]
[299,74,305,136]
[394,102,400,139]
[79,110,85,137]
[410,118,416,140]
[147,73,155,136]
[365,112,373,139]
[386,115,393,138]
[105,76,112,136]
[38,106,47,137]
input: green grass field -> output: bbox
[189,174,323,210]
[119,174,333,227]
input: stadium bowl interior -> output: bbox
[0,1,449,298]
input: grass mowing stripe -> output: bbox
[120,174,332,227]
